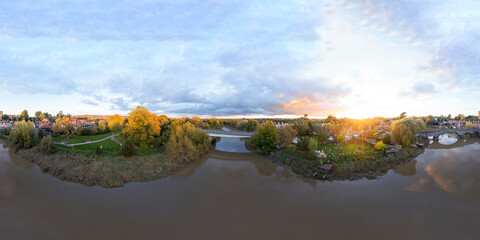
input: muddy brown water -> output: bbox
[1,136,479,240]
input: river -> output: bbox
[1,136,479,239]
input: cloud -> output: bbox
[1,0,354,116]
[342,0,480,89]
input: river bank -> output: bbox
[14,146,193,188]
[269,140,428,181]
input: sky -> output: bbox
[0,0,479,119]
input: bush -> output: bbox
[39,135,54,153]
[383,134,392,145]
[121,139,138,157]
[296,137,318,158]
[251,121,278,153]
[276,125,298,148]
[139,141,149,151]
[1,127,12,136]
[165,122,211,162]
[9,121,35,149]
[96,146,103,155]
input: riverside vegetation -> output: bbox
[1,106,212,187]
[248,115,429,180]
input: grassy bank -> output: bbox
[16,146,190,188]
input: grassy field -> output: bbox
[53,132,114,144]
[318,143,373,154]
[56,139,121,156]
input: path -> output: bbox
[54,133,120,147]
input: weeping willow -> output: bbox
[391,118,425,147]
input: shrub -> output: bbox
[139,141,149,151]
[383,134,392,145]
[39,135,54,153]
[251,121,278,153]
[276,125,298,148]
[121,139,138,157]
[9,121,35,149]
[336,134,346,143]
[1,127,12,136]
[96,146,103,155]
[165,122,211,162]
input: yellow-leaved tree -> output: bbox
[108,114,124,132]
[52,116,72,141]
[122,106,161,147]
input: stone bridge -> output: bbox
[417,129,480,138]
[203,129,254,138]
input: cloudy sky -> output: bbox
[0,0,479,118]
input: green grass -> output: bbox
[56,139,121,156]
[53,132,114,144]
[317,143,373,155]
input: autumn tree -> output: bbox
[251,121,278,153]
[165,122,210,162]
[122,106,161,146]
[244,119,259,131]
[108,114,124,132]
[276,125,298,148]
[9,121,35,148]
[20,110,29,121]
[34,111,42,120]
[293,118,312,136]
[414,118,426,132]
[391,118,421,147]
[52,116,72,141]
[98,120,108,133]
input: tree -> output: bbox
[75,125,82,135]
[244,119,259,131]
[165,122,210,162]
[414,118,426,132]
[316,132,330,145]
[399,112,407,119]
[39,135,54,153]
[1,114,9,121]
[276,125,298,148]
[52,116,72,141]
[108,114,124,132]
[9,121,35,148]
[98,120,108,133]
[297,137,318,158]
[251,121,278,153]
[57,111,64,119]
[20,110,29,121]
[293,118,312,136]
[34,111,42,120]
[122,106,161,146]
[336,134,346,143]
[391,118,419,147]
